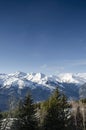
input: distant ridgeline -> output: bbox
[0,72,85,110]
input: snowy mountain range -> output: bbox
[0,71,86,110]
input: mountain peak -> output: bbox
[56,73,77,83]
[9,71,27,77]
[0,71,86,111]
[26,72,46,83]
[35,73,46,79]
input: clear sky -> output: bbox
[0,0,86,75]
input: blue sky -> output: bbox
[0,0,86,75]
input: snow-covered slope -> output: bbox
[0,72,86,88]
[56,73,86,84]
[0,71,86,110]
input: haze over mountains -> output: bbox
[0,71,86,110]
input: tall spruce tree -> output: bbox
[43,88,70,130]
[17,93,37,130]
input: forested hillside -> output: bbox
[0,88,86,130]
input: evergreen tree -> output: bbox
[67,114,76,130]
[17,93,38,130]
[43,88,70,130]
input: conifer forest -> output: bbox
[0,88,86,130]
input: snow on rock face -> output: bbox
[26,73,47,84]
[0,71,86,89]
[0,71,86,111]
[3,77,18,88]
[57,73,78,83]
[57,73,86,84]
[0,72,49,89]
[8,71,27,78]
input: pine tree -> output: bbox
[17,93,38,130]
[43,88,70,130]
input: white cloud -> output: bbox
[68,60,86,66]
[40,64,64,75]
[39,59,86,75]
[40,64,47,69]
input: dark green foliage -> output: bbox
[66,115,75,130]
[2,111,9,118]
[10,119,22,130]
[42,88,70,130]
[17,93,38,130]
[1,88,86,130]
